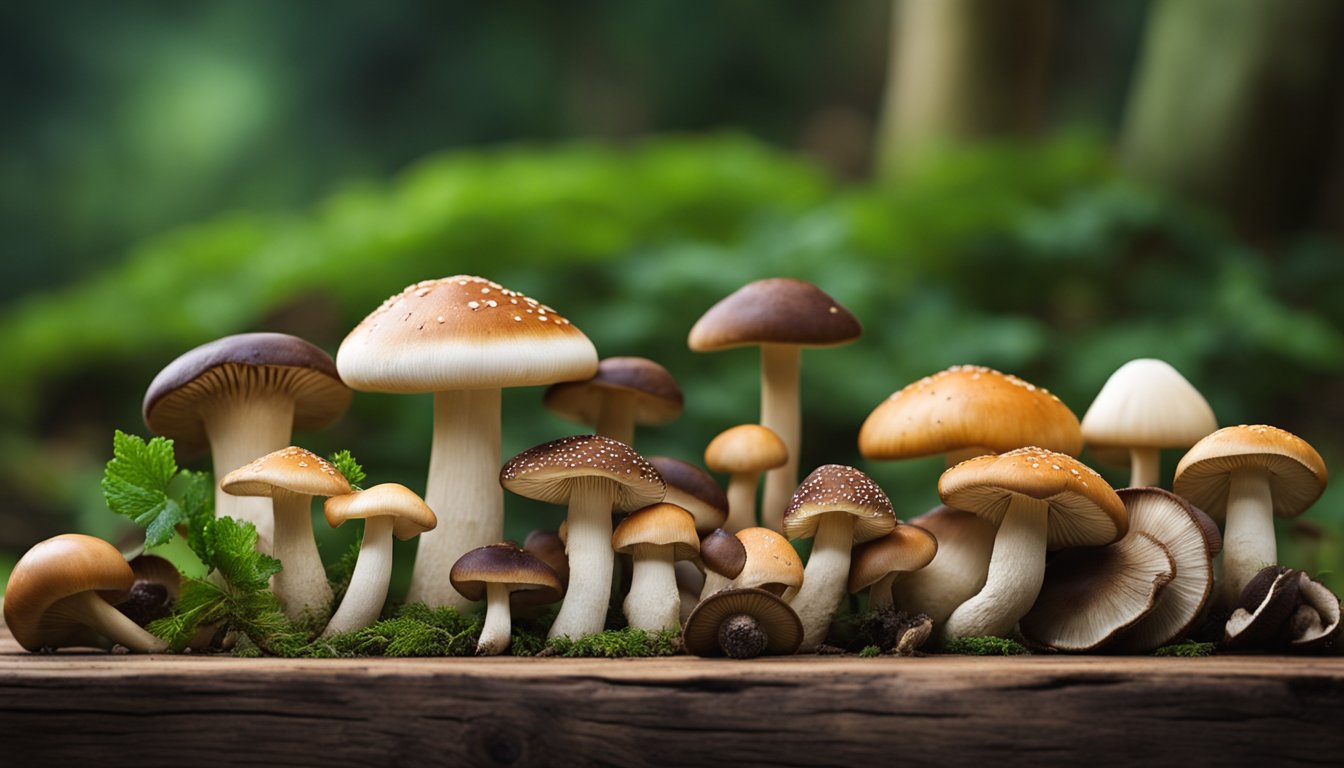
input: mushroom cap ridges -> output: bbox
[323,483,438,540]
[938,447,1126,549]
[783,464,896,544]
[1081,359,1217,449]
[500,435,665,512]
[220,446,353,499]
[648,456,729,533]
[4,534,136,652]
[337,276,598,392]
[687,278,862,351]
[611,503,700,560]
[681,587,804,657]
[858,365,1083,460]
[704,425,789,474]
[1174,425,1328,521]
[544,356,684,426]
[449,543,563,604]
[848,523,939,593]
[143,333,351,456]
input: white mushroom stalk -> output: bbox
[477,582,514,656]
[269,488,335,622]
[624,543,679,631]
[759,344,801,532]
[201,395,295,551]
[1127,447,1161,489]
[724,471,763,533]
[321,516,394,638]
[550,477,617,640]
[942,496,1049,640]
[1219,465,1277,607]
[790,513,855,651]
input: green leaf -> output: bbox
[206,517,282,591]
[178,469,216,563]
[102,430,186,548]
[327,449,366,490]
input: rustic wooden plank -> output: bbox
[1,629,1341,767]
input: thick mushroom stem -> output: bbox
[476,582,514,656]
[1128,447,1161,489]
[759,344,801,532]
[320,516,395,638]
[549,478,616,639]
[725,472,762,532]
[790,513,855,651]
[942,496,1049,640]
[718,613,768,659]
[623,543,680,631]
[869,572,899,612]
[53,591,169,653]
[202,395,295,553]
[270,488,334,623]
[1218,466,1276,608]
[406,388,503,609]
[594,391,637,445]
[701,570,733,600]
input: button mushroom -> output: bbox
[698,527,748,599]
[682,586,804,659]
[732,526,804,598]
[889,505,997,626]
[543,356,683,446]
[450,543,563,655]
[612,503,700,631]
[848,523,938,612]
[704,424,788,532]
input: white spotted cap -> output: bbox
[783,464,896,544]
[500,435,665,513]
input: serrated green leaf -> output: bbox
[327,449,366,490]
[207,516,282,591]
[102,430,184,547]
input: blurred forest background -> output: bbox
[3,0,1342,592]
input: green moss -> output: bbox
[544,628,682,658]
[943,636,1032,656]
[1153,640,1216,657]
[303,603,480,658]
[858,645,882,658]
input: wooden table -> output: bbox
[1,628,1341,766]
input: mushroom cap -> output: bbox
[1223,566,1302,650]
[847,523,939,593]
[336,275,598,393]
[220,446,353,499]
[700,528,748,580]
[449,543,564,606]
[143,333,351,457]
[126,554,183,603]
[938,447,1127,549]
[1173,425,1328,522]
[782,464,896,544]
[4,534,136,652]
[858,365,1083,460]
[648,456,729,534]
[523,528,569,587]
[499,435,665,513]
[704,424,789,475]
[1081,359,1217,450]
[323,483,438,540]
[543,356,684,427]
[682,587,804,657]
[687,278,862,351]
[735,527,804,594]
[1292,574,1342,652]
[611,503,700,560]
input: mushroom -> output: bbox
[143,333,351,552]
[543,356,683,445]
[704,425,789,532]
[1290,574,1341,653]
[783,464,896,651]
[848,524,938,612]
[1223,566,1302,650]
[450,543,563,655]
[4,534,168,653]
[1173,425,1328,609]
[688,278,862,531]
[500,435,664,639]
[698,528,748,599]
[1080,358,1218,488]
[648,456,729,535]
[938,447,1127,640]
[337,276,597,610]
[220,446,351,622]
[113,554,182,627]
[320,483,438,637]
[733,526,804,598]
[890,505,996,625]
[682,586,804,659]
[612,503,700,631]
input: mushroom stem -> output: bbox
[548,477,616,640]
[54,591,168,653]
[406,388,503,609]
[594,391,637,445]
[202,394,295,553]
[942,495,1049,640]
[700,571,733,601]
[623,543,680,631]
[790,512,856,651]
[869,572,898,612]
[724,472,762,532]
[477,582,514,656]
[270,488,334,623]
[1218,465,1276,609]
[320,516,395,638]
[759,344,801,533]
[718,613,768,659]
[1129,447,1161,488]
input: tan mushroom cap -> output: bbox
[1081,359,1217,450]
[735,527,804,593]
[687,278,862,351]
[324,483,438,540]
[847,523,939,593]
[1173,425,1328,522]
[544,356,684,426]
[500,435,665,513]
[938,447,1126,549]
[449,543,563,606]
[220,446,353,499]
[783,464,896,544]
[3,534,136,652]
[858,365,1083,460]
[337,275,598,392]
[648,456,729,534]
[611,503,700,560]
[681,587,805,657]
[704,425,789,475]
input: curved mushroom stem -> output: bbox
[320,516,395,638]
[270,489,334,623]
[594,391,637,446]
[1128,447,1161,489]
[790,512,855,651]
[942,495,1048,640]
[623,543,681,631]
[869,572,898,612]
[1218,465,1276,609]
[476,582,514,656]
[548,477,616,640]
[202,394,295,553]
[57,591,168,653]
[700,570,734,601]
[718,613,768,659]
[725,472,762,532]
[407,388,503,610]
[759,344,800,533]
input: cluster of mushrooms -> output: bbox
[3,275,1338,659]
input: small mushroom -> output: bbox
[1223,566,1302,650]
[704,425,789,532]
[543,356,684,446]
[648,456,729,535]
[113,554,182,627]
[450,543,563,655]
[1290,574,1341,653]
[682,587,804,659]
[733,526,804,598]
[698,528,748,599]
[848,524,938,612]
[890,505,996,625]
[612,503,700,631]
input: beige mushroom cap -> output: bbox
[705,425,789,475]
[735,527,804,594]
[1081,359,1217,449]
[611,503,700,560]
[847,523,939,593]
[3,534,136,652]
[220,446,353,499]
[1173,425,1328,522]
[783,464,896,544]
[324,483,438,540]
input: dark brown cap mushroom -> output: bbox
[698,527,749,598]
[543,356,684,446]
[450,543,563,655]
[648,456,729,535]
[682,586,804,659]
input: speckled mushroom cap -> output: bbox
[847,524,939,593]
[782,464,896,544]
[142,333,352,457]
[3,534,136,652]
[544,357,684,426]
[735,527,804,593]
[449,543,563,606]
[700,528,748,579]
[704,425,789,475]
[1173,425,1328,522]
[220,446,353,499]
[858,366,1083,460]
[499,435,665,513]
[687,278,862,351]
[1081,359,1217,450]
[611,503,700,560]
[323,483,438,540]
[337,276,598,392]
[682,587,804,657]
[938,447,1126,549]
[648,456,729,534]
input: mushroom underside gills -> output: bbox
[1128,446,1160,489]
[477,582,514,656]
[270,489,334,623]
[725,473,760,533]
[623,543,680,631]
[759,344,800,532]
[548,478,616,640]
[320,516,395,638]
[202,395,296,553]
[942,496,1049,640]
[790,512,855,652]
[594,390,637,445]
[1219,466,1276,609]
[51,591,168,653]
